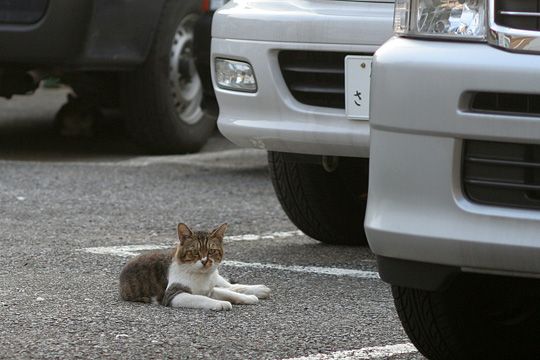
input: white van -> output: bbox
[211,0,393,245]
[366,0,540,358]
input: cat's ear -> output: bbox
[177,223,193,245]
[210,223,228,241]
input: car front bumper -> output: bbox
[211,0,393,157]
[365,37,540,282]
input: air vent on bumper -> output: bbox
[471,92,540,117]
[463,140,540,210]
[279,51,370,110]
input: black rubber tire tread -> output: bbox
[392,285,461,360]
[120,0,215,154]
[268,151,368,246]
[392,275,540,360]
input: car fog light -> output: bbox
[215,58,257,92]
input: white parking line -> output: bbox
[84,244,171,257]
[112,148,266,168]
[83,230,305,257]
[226,230,304,242]
[0,148,266,168]
[82,237,379,279]
[224,261,379,280]
[282,343,417,360]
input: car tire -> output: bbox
[393,275,540,360]
[268,151,369,246]
[120,0,215,154]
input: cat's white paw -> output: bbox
[239,294,259,305]
[230,284,272,299]
[210,301,232,311]
[251,285,271,299]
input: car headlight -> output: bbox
[394,0,486,40]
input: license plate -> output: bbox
[345,56,372,120]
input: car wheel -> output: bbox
[268,151,369,246]
[121,0,215,154]
[393,274,540,360]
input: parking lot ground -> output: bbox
[0,89,424,359]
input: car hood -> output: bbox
[212,0,394,46]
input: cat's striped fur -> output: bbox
[119,223,271,310]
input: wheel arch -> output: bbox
[79,0,210,69]
[137,0,211,64]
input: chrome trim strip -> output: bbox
[487,0,540,53]
[499,11,540,17]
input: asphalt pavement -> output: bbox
[0,88,424,359]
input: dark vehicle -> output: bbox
[0,0,222,154]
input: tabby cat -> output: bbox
[119,223,271,311]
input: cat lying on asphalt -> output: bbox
[119,223,271,311]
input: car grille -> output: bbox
[279,51,367,109]
[462,140,540,210]
[471,92,540,117]
[489,0,540,53]
[494,0,540,31]
[0,0,49,25]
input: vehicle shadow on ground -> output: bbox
[0,88,143,162]
[0,114,143,162]
[0,87,229,162]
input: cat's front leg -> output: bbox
[169,293,232,311]
[210,287,259,305]
[215,274,271,299]
[229,284,271,299]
